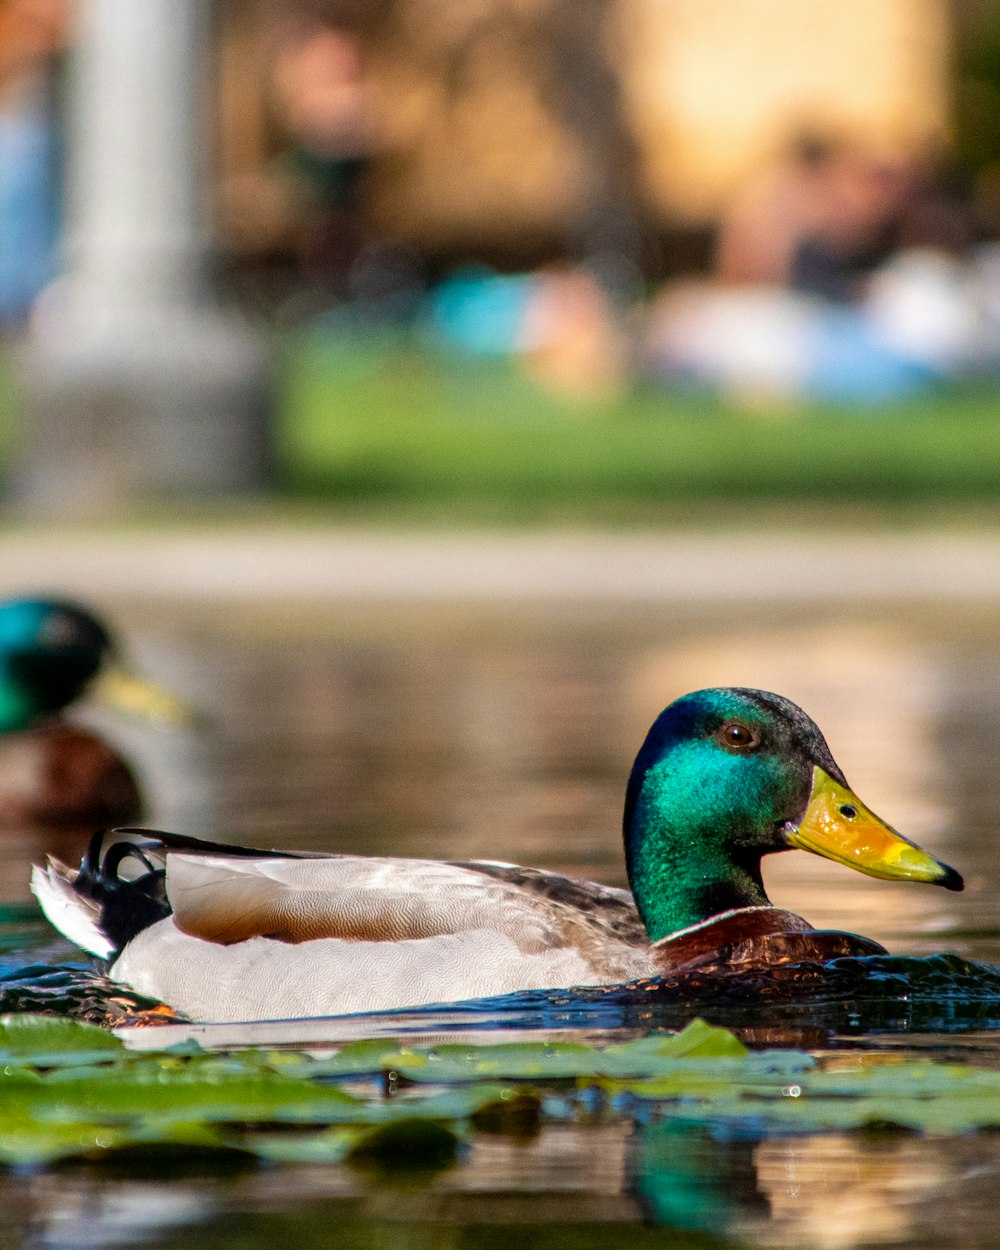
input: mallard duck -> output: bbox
[32,688,961,1022]
[0,598,184,829]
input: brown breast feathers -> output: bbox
[650,906,887,976]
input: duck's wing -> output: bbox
[164,852,572,950]
[164,853,649,966]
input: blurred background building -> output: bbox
[7,0,991,308]
[211,0,954,269]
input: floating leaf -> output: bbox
[394,1041,596,1081]
[651,1019,748,1059]
[312,1021,757,1083]
[47,1076,359,1126]
[0,1057,362,1126]
[370,1084,527,1124]
[803,1059,1000,1100]
[591,1039,809,1082]
[0,1013,123,1068]
[2,1005,1000,1163]
[600,1055,1000,1134]
[0,1114,129,1165]
[315,1038,421,1076]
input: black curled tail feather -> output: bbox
[72,829,172,956]
[70,827,313,957]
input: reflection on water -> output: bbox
[4,596,1000,1249]
[2,1121,1000,1250]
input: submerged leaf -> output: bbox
[470,1090,542,1138]
[243,1126,360,1165]
[346,1118,461,1173]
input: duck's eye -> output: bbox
[717,721,759,752]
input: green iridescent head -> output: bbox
[623,688,961,943]
[0,599,115,732]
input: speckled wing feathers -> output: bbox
[452,860,646,945]
[165,853,647,979]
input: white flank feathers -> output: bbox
[109,918,608,1022]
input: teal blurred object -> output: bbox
[637,1121,765,1233]
[425,266,537,356]
[0,599,115,733]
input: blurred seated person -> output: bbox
[270,16,375,299]
[714,134,908,302]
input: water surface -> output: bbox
[3,594,1000,1249]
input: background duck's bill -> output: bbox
[785,767,963,891]
[94,666,199,729]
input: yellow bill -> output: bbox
[93,665,200,729]
[785,767,962,891]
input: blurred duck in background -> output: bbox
[0,598,189,831]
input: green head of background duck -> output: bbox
[624,688,962,974]
[0,598,191,830]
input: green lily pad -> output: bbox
[312,1038,418,1076]
[368,1083,527,1123]
[3,1011,1000,1158]
[312,1020,760,1083]
[0,1115,129,1165]
[601,1051,1000,1134]
[649,1019,748,1059]
[0,1054,361,1127]
[242,1087,535,1163]
[0,1013,123,1068]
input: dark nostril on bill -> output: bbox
[839,804,858,820]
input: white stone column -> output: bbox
[17,0,271,512]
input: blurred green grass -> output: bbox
[2,333,999,526]
[277,332,1000,521]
